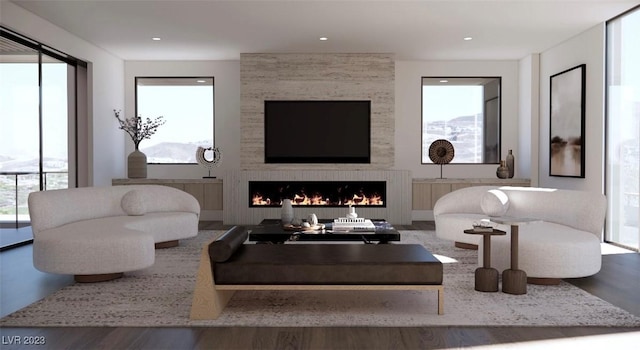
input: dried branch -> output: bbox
[114,109,166,149]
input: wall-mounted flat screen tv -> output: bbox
[264,100,371,163]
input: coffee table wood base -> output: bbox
[502,269,527,295]
[475,267,499,292]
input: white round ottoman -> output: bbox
[33,226,155,283]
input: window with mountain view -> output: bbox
[421,77,501,164]
[135,77,214,164]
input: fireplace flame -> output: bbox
[252,192,383,206]
[293,193,308,205]
[249,180,385,207]
[310,195,328,205]
[252,194,271,206]
[343,193,384,206]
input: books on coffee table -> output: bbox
[332,217,376,232]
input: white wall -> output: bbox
[124,61,240,179]
[1,1,125,187]
[394,60,521,178]
[538,24,605,193]
[518,54,540,186]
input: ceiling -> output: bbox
[6,0,639,61]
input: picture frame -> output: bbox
[549,64,586,178]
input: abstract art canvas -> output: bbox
[549,64,586,178]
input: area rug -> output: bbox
[1,230,639,327]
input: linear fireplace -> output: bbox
[249,181,386,207]
[224,170,411,225]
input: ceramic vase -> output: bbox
[346,205,358,219]
[128,149,147,178]
[307,213,318,226]
[496,160,509,179]
[281,199,294,225]
[506,149,515,178]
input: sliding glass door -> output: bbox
[606,7,640,251]
[0,28,78,227]
[0,33,40,227]
[42,57,71,191]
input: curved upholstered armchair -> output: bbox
[434,186,607,282]
[28,185,200,282]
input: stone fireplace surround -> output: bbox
[223,170,411,225]
[226,53,404,224]
[240,53,395,170]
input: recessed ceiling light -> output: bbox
[319,37,328,41]
[440,80,449,83]
[152,37,161,41]
[196,80,206,83]
[463,37,473,41]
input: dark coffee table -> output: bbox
[249,219,401,244]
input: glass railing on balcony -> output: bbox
[0,171,68,228]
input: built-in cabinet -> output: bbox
[112,179,223,210]
[412,178,531,210]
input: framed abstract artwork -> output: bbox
[549,64,586,178]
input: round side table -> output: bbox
[489,217,540,295]
[464,228,507,292]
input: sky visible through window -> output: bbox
[422,85,484,163]
[136,83,214,163]
[422,86,483,123]
[1,62,68,218]
[0,63,68,171]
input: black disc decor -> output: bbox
[196,146,223,178]
[428,139,455,178]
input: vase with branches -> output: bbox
[114,109,165,150]
[114,109,165,178]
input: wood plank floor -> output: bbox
[1,221,638,350]
[0,326,638,349]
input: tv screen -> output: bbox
[264,100,371,163]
